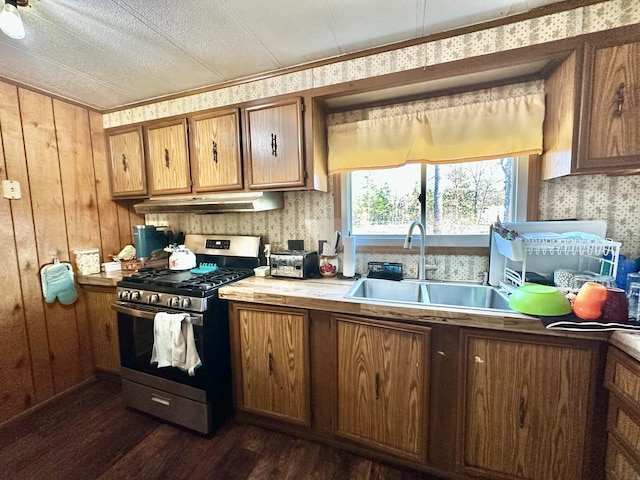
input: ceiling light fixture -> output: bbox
[0,0,26,39]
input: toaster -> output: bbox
[270,250,319,279]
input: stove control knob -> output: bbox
[181,298,192,309]
[148,294,160,304]
[130,291,141,301]
[169,296,180,308]
[119,290,130,301]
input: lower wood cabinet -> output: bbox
[605,346,640,479]
[334,314,430,462]
[227,302,607,479]
[460,329,603,480]
[83,285,121,373]
[229,303,310,425]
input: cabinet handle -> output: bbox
[164,148,170,167]
[105,323,111,342]
[122,154,128,172]
[518,397,526,429]
[375,373,380,400]
[615,83,625,116]
[151,394,171,406]
[212,140,218,164]
[271,133,277,157]
[268,352,274,375]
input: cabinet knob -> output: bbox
[105,324,111,342]
[375,373,380,400]
[122,153,128,172]
[271,133,278,157]
[212,140,218,164]
[164,148,170,167]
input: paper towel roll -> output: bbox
[343,235,356,277]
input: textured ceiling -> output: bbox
[0,0,567,111]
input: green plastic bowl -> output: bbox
[509,284,572,316]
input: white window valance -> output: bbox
[327,93,545,174]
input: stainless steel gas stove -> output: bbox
[113,234,261,434]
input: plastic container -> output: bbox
[74,248,100,275]
[626,273,640,321]
[254,266,271,277]
[101,261,121,272]
[493,232,524,261]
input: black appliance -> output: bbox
[132,224,169,259]
[113,234,261,434]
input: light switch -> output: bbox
[2,179,21,199]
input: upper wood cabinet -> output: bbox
[244,97,306,190]
[188,108,243,192]
[334,314,430,462]
[229,303,310,425]
[543,32,640,179]
[144,118,191,195]
[459,329,600,480]
[579,39,640,171]
[106,125,147,198]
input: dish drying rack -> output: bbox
[493,232,621,290]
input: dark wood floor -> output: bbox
[0,379,441,479]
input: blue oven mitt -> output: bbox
[41,261,78,305]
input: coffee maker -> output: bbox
[132,225,168,260]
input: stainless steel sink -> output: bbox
[345,278,513,311]
[424,282,512,310]
[345,278,427,304]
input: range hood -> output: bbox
[134,191,284,214]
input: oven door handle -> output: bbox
[112,302,203,326]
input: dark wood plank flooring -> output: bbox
[0,379,442,479]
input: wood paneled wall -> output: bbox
[0,81,143,424]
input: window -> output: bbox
[341,156,529,249]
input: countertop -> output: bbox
[218,276,610,340]
[77,271,128,287]
[611,331,640,362]
[79,270,640,362]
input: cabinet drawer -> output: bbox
[122,379,211,434]
[607,433,640,480]
[606,347,640,411]
[609,398,640,464]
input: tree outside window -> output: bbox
[350,158,514,237]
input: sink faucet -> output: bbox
[404,220,426,280]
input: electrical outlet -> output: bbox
[2,180,21,199]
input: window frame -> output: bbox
[334,155,540,255]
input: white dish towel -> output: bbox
[150,312,202,376]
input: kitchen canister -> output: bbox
[73,248,100,275]
[319,254,338,277]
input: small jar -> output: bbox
[319,255,338,277]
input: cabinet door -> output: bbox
[189,108,243,192]
[245,97,305,190]
[106,126,147,198]
[231,304,310,425]
[84,286,121,373]
[144,118,191,195]
[580,40,640,170]
[461,331,593,480]
[336,315,429,461]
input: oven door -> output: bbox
[113,301,210,390]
